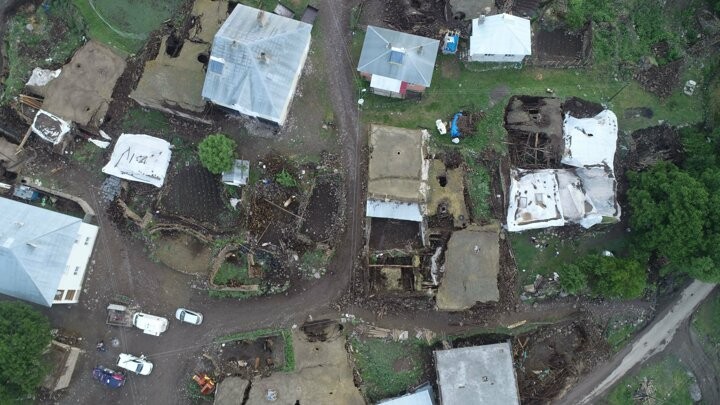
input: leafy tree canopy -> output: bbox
[0,302,51,401]
[198,134,236,174]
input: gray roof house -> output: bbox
[201,4,312,125]
[435,342,520,405]
[357,26,439,98]
[0,197,98,306]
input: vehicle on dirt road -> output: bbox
[92,366,126,388]
[175,308,203,325]
[132,313,169,336]
[117,353,153,375]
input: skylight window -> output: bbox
[389,48,405,65]
[209,56,225,75]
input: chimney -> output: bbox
[479,14,485,24]
[257,10,267,27]
[259,51,269,64]
[417,45,423,55]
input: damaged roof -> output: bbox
[202,4,312,125]
[562,110,618,168]
[436,224,500,310]
[358,26,440,87]
[367,125,429,205]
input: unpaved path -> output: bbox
[558,280,716,404]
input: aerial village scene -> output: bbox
[1,0,720,404]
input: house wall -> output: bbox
[54,222,99,305]
[470,53,526,63]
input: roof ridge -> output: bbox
[9,248,55,306]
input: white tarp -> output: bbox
[102,134,172,187]
[562,110,618,168]
[31,109,71,145]
[371,74,403,93]
[222,159,250,187]
[507,170,565,232]
[26,67,61,87]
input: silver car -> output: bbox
[175,308,203,325]
[117,353,153,375]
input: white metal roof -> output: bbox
[377,385,434,405]
[0,197,98,306]
[366,199,423,222]
[562,110,618,168]
[470,14,531,56]
[201,4,312,125]
[358,26,440,87]
[370,74,403,93]
[102,134,172,188]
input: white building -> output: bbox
[469,14,531,63]
[201,4,312,125]
[0,197,98,306]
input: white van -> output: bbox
[132,313,169,336]
[117,353,153,375]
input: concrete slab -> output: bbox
[436,224,500,310]
[435,342,520,405]
[246,331,364,405]
[191,0,229,44]
[426,159,469,228]
[130,36,209,114]
[368,124,428,203]
[42,41,126,127]
[450,0,496,18]
[214,377,249,405]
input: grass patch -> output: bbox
[2,0,84,104]
[464,156,492,222]
[509,225,630,288]
[185,379,213,403]
[70,0,183,55]
[605,355,694,405]
[236,0,313,14]
[70,141,104,169]
[213,259,259,285]
[217,328,295,372]
[692,292,720,371]
[207,289,262,299]
[122,107,171,134]
[604,316,643,352]
[298,249,330,280]
[350,338,426,402]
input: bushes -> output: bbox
[198,134,236,174]
[559,255,647,299]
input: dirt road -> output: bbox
[558,280,716,404]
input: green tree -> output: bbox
[588,257,647,299]
[0,302,51,401]
[558,263,588,294]
[198,134,236,174]
[627,163,709,267]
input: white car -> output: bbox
[117,353,153,375]
[175,308,203,325]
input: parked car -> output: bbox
[92,366,126,388]
[132,313,169,336]
[117,353,153,375]
[175,308,203,325]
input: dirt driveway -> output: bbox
[557,280,716,404]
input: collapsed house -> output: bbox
[505,97,621,232]
[365,125,500,310]
[201,4,312,125]
[357,26,440,99]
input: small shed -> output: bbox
[357,26,440,98]
[201,4,312,125]
[222,159,250,187]
[469,14,531,63]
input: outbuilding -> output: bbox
[469,13,531,63]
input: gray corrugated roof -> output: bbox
[0,198,83,306]
[201,4,312,125]
[357,26,440,87]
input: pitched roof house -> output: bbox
[201,4,312,125]
[0,197,98,306]
[469,14,532,63]
[357,26,440,98]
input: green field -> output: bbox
[605,355,695,405]
[509,225,630,288]
[71,0,184,54]
[350,338,427,402]
[692,291,720,372]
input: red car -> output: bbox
[92,366,126,388]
